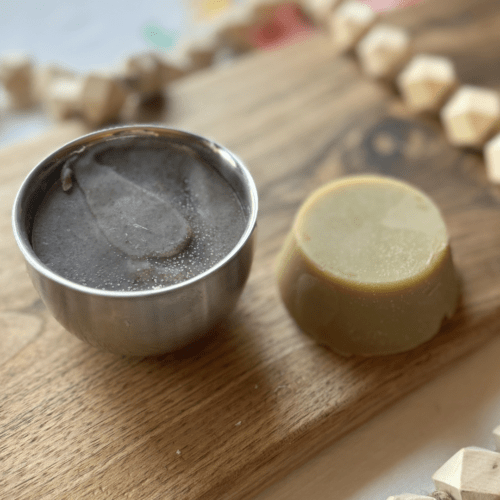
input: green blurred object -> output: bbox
[141,23,179,49]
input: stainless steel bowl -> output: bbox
[12,125,258,356]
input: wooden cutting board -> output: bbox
[2,0,500,498]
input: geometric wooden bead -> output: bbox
[397,54,457,113]
[0,54,35,109]
[386,495,435,500]
[494,425,500,451]
[124,53,164,94]
[216,22,254,54]
[484,134,500,184]
[357,24,411,79]
[300,0,342,26]
[212,2,255,54]
[187,38,218,71]
[119,91,166,124]
[44,77,85,121]
[431,493,454,500]
[432,447,500,500]
[33,64,75,104]
[441,86,500,149]
[157,58,187,85]
[329,0,377,52]
[80,73,128,127]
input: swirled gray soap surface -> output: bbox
[31,135,247,291]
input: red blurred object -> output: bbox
[248,2,317,51]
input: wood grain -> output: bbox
[2,1,500,498]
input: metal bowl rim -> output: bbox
[12,125,258,299]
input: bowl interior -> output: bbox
[13,126,258,297]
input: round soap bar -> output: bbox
[276,175,460,357]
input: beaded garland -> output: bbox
[325,0,500,185]
[1,0,499,182]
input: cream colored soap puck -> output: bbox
[276,175,460,357]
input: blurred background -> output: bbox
[0,0,309,146]
[0,0,415,148]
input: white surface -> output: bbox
[256,333,500,499]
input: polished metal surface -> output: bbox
[12,125,258,356]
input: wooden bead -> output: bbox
[430,492,454,500]
[119,91,166,123]
[187,43,217,71]
[329,0,377,52]
[33,64,75,104]
[80,73,128,127]
[441,85,500,149]
[213,1,255,54]
[190,29,225,71]
[397,54,457,113]
[484,134,500,184]
[44,77,84,121]
[170,35,217,75]
[387,495,434,500]
[252,0,283,23]
[494,425,500,451]
[216,23,254,54]
[356,24,411,79]
[124,53,164,94]
[299,0,341,26]
[157,58,188,85]
[432,447,500,500]
[0,54,35,109]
